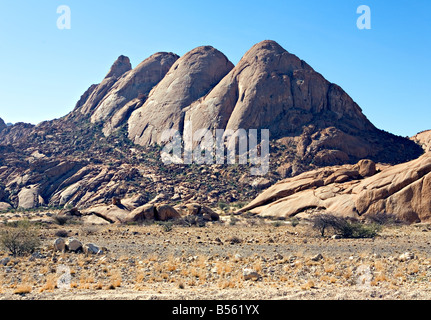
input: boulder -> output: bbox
[185,203,201,216]
[66,238,83,252]
[355,159,376,177]
[0,202,12,211]
[0,257,10,266]
[82,214,111,225]
[127,204,155,222]
[53,238,66,252]
[243,268,261,281]
[200,206,220,221]
[81,204,130,224]
[398,252,415,262]
[155,205,181,221]
[18,185,42,209]
[84,243,103,255]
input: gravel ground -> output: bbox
[1,216,431,300]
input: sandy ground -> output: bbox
[1,215,431,300]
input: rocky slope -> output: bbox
[239,153,431,223]
[0,40,425,216]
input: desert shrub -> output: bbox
[157,221,173,232]
[52,215,70,226]
[364,212,404,225]
[311,213,381,238]
[335,220,381,238]
[272,221,283,227]
[218,202,229,211]
[289,217,300,227]
[55,229,69,237]
[229,215,239,226]
[181,215,206,228]
[0,220,41,256]
[311,214,345,237]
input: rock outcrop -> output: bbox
[239,153,431,223]
[412,130,431,153]
[0,118,6,132]
[0,41,425,212]
[128,46,234,145]
[72,52,179,136]
[80,198,219,224]
[183,40,421,165]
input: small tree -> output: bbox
[0,220,41,256]
[311,213,381,238]
[311,214,345,237]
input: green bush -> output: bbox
[311,213,381,238]
[0,220,41,256]
[336,220,381,238]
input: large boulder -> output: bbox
[81,204,130,224]
[18,185,43,209]
[127,204,156,222]
[239,154,431,223]
[53,238,66,252]
[66,238,83,252]
[155,205,181,221]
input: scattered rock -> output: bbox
[66,238,83,252]
[112,197,122,206]
[243,268,261,281]
[0,257,10,266]
[398,252,415,262]
[84,243,103,255]
[53,238,66,252]
[311,253,324,261]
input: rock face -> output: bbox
[0,41,424,212]
[239,153,431,223]
[128,40,421,166]
[72,52,179,136]
[73,55,132,116]
[128,46,234,145]
[412,130,431,153]
[186,40,372,138]
[0,118,6,132]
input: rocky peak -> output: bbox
[128,45,234,145]
[105,55,132,79]
[0,117,6,132]
[90,52,179,125]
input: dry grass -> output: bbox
[1,221,431,299]
[14,284,32,294]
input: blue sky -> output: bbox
[0,0,429,137]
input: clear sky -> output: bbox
[0,0,429,137]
